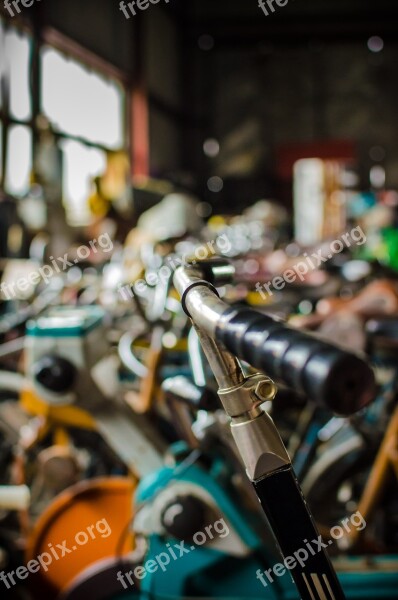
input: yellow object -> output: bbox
[20,389,96,431]
[88,190,110,218]
[100,151,130,201]
[53,427,71,447]
[208,215,226,230]
[246,291,272,306]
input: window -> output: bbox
[60,140,107,226]
[0,20,33,197]
[41,46,125,225]
[41,48,124,149]
[5,125,32,196]
[0,17,126,227]
[6,28,31,121]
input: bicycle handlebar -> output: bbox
[216,305,375,415]
[174,261,375,415]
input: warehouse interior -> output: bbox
[0,1,397,599]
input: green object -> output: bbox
[26,305,105,337]
[382,227,398,270]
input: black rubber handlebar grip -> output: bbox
[216,306,375,415]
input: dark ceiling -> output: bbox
[172,0,398,43]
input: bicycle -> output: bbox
[59,259,398,600]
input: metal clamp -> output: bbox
[217,373,277,419]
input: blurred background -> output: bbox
[0,0,398,228]
[0,2,398,599]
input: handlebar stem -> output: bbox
[176,260,293,482]
[175,263,347,600]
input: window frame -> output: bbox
[41,27,129,153]
[0,18,35,190]
[0,16,130,221]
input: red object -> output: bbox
[276,140,355,180]
[131,85,150,177]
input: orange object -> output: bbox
[26,477,135,599]
[317,279,398,318]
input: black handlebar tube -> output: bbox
[176,264,375,415]
[216,305,375,416]
[174,262,375,600]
